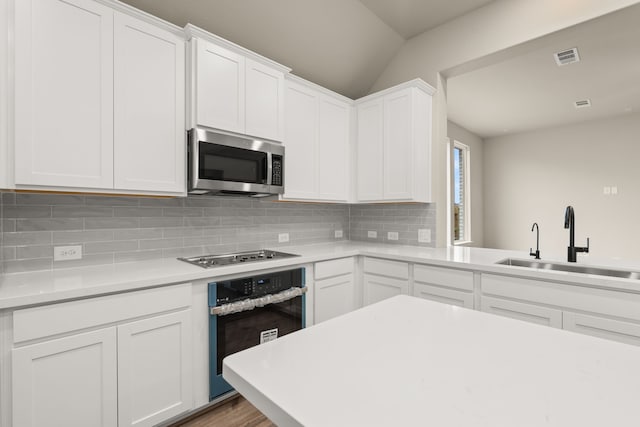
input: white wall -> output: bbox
[483,112,640,261]
[448,121,484,247]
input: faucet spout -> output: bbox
[564,206,575,248]
[564,205,588,262]
[530,222,540,259]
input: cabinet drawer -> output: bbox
[481,273,640,322]
[363,257,409,280]
[564,312,640,346]
[481,296,562,328]
[14,283,192,343]
[413,283,473,309]
[414,264,473,291]
[315,257,353,280]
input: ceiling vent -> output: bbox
[554,47,580,66]
[574,99,591,109]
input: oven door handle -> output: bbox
[211,286,307,316]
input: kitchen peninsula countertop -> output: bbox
[2,242,640,309]
[223,295,640,427]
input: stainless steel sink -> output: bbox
[495,258,640,280]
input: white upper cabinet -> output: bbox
[356,80,434,203]
[283,80,318,200]
[282,76,351,202]
[187,25,289,142]
[194,39,245,134]
[13,0,186,195]
[356,98,384,201]
[14,0,115,189]
[245,58,285,142]
[317,96,350,201]
[113,12,185,193]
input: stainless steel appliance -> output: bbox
[188,128,284,197]
[178,249,299,268]
[208,268,306,400]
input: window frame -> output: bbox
[452,140,471,245]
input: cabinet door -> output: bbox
[14,0,114,188]
[363,274,408,306]
[318,96,350,201]
[356,99,384,201]
[12,328,118,427]
[245,58,284,141]
[481,296,562,328]
[564,312,640,346]
[413,283,474,309]
[283,82,318,199]
[195,39,245,134]
[315,274,355,323]
[383,88,413,200]
[118,310,193,427]
[113,13,185,194]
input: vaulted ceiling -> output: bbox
[120,0,640,138]
[119,0,495,99]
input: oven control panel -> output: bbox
[213,268,304,305]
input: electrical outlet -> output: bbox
[278,233,289,243]
[334,230,343,238]
[387,231,399,241]
[603,186,611,195]
[418,229,431,243]
[611,186,618,195]
[367,230,377,239]
[54,245,82,261]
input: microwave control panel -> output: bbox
[272,155,283,186]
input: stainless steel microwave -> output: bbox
[187,128,284,197]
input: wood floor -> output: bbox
[172,395,276,427]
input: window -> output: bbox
[453,141,470,243]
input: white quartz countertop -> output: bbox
[223,295,640,427]
[2,241,640,309]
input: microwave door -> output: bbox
[199,143,267,184]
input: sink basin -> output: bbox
[496,258,640,280]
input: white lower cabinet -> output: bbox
[11,284,193,427]
[314,258,356,323]
[363,257,409,306]
[12,328,118,427]
[364,274,408,306]
[563,311,640,346]
[480,296,563,328]
[412,264,474,309]
[117,310,193,427]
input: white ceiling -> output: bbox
[447,3,640,138]
[358,0,495,39]
[118,0,495,98]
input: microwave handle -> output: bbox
[266,152,273,186]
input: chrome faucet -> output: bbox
[564,206,589,262]
[529,222,540,259]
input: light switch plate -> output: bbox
[387,232,399,241]
[335,230,343,238]
[418,229,431,243]
[54,245,82,261]
[611,186,618,195]
[278,233,289,243]
[367,231,377,239]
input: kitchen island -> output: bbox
[223,295,640,426]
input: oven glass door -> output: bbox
[210,295,304,399]
[198,141,268,184]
